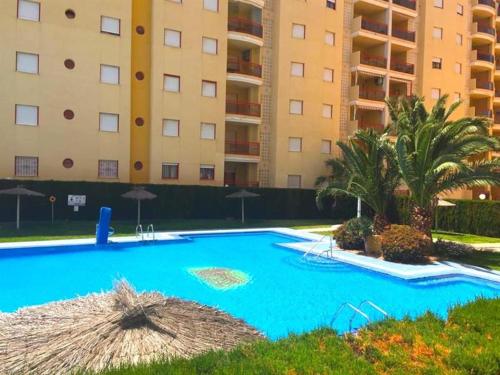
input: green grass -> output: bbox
[0,219,339,243]
[446,251,500,271]
[433,230,500,244]
[98,298,499,375]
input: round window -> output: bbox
[64,59,75,70]
[135,71,145,81]
[134,161,143,171]
[136,26,145,35]
[63,110,75,120]
[65,9,76,19]
[135,117,144,126]
[62,159,74,168]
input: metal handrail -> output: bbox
[146,224,155,241]
[357,300,388,319]
[330,303,370,332]
[302,234,331,257]
[136,224,144,241]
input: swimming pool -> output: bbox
[0,230,498,339]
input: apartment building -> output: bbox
[0,0,498,199]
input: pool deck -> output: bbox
[0,227,499,285]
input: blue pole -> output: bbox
[96,207,112,245]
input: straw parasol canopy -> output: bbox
[121,186,157,225]
[0,185,44,230]
[0,280,263,375]
[226,189,261,223]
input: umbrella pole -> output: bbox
[241,198,245,224]
[16,194,20,230]
[137,200,141,226]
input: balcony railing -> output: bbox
[359,88,386,101]
[496,60,500,70]
[476,52,495,63]
[390,60,415,74]
[227,56,262,78]
[361,18,388,35]
[224,177,260,188]
[228,17,263,38]
[359,122,385,132]
[495,114,500,123]
[225,141,260,156]
[477,0,495,8]
[476,110,493,118]
[393,0,417,10]
[226,100,261,117]
[392,28,416,42]
[476,23,496,36]
[360,54,387,68]
[474,80,494,90]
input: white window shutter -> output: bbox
[163,119,179,136]
[16,105,38,126]
[164,76,180,92]
[165,29,181,47]
[202,81,216,97]
[100,65,120,84]
[201,123,216,139]
[101,16,120,35]
[18,0,40,21]
[99,113,119,132]
[16,52,38,74]
[202,37,218,54]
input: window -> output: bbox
[16,52,38,74]
[291,62,304,77]
[456,3,463,15]
[325,31,335,46]
[164,74,180,92]
[15,156,38,177]
[288,137,302,152]
[98,160,118,178]
[456,33,463,46]
[431,88,441,100]
[101,16,120,35]
[321,140,332,154]
[289,100,303,115]
[99,113,119,132]
[162,163,179,179]
[100,65,120,84]
[165,29,181,47]
[433,0,443,9]
[200,122,216,139]
[169,0,182,3]
[432,27,443,39]
[287,175,302,188]
[455,62,462,74]
[202,80,217,97]
[326,0,336,10]
[200,164,215,180]
[292,24,306,39]
[15,104,38,126]
[203,0,218,12]
[18,0,40,22]
[323,68,334,82]
[432,57,442,69]
[322,104,333,118]
[202,37,218,54]
[163,119,179,137]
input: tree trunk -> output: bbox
[410,204,433,239]
[373,214,390,235]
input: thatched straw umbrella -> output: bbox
[121,186,157,225]
[0,281,263,375]
[226,189,260,223]
[0,185,44,230]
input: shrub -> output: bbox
[380,225,431,264]
[335,217,373,250]
[432,239,475,257]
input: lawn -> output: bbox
[99,298,500,375]
[433,230,500,244]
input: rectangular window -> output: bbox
[292,23,306,39]
[164,74,180,92]
[162,163,179,179]
[200,122,216,139]
[203,0,218,12]
[432,27,443,39]
[323,68,334,82]
[15,156,38,177]
[100,64,120,84]
[326,0,336,10]
[431,88,441,100]
[455,62,462,74]
[322,104,333,118]
[202,80,217,97]
[433,0,443,8]
[98,160,118,178]
[200,164,215,180]
[325,31,335,46]
[162,119,180,137]
[18,0,40,22]
[99,113,119,132]
[456,33,463,45]
[321,140,332,154]
[287,175,302,188]
[290,62,304,77]
[432,57,442,69]
[456,4,463,15]
[101,16,120,35]
[165,29,181,48]
[289,100,303,115]
[202,37,218,54]
[16,52,38,74]
[15,104,38,126]
[288,137,302,152]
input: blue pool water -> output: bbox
[0,231,498,339]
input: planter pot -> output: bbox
[364,235,382,256]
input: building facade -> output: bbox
[0,0,498,198]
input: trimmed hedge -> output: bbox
[0,179,358,222]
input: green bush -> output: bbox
[432,239,475,257]
[380,225,431,264]
[335,217,373,250]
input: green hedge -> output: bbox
[0,180,357,222]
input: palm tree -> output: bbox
[387,95,500,237]
[317,129,400,234]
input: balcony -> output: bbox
[390,60,415,74]
[230,0,265,9]
[359,87,386,101]
[471,50,495,70]
[472,0,496,17]
[393,0,416,11]
[360,53,387,69]
[358,121,385,132]
[225,141,261,163]
[392,28,415,42]
[228,17,264,47]
[470,107,493,118]
[472,22,496,43]
[226,100,262,124]
[361,18,388,35]
[470,79,494,98]
[227,56,263,86]
[224,176,260,188]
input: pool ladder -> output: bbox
[331,300,388,332]
[136,224,155,241]
[302,234,334,258]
